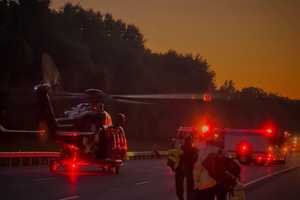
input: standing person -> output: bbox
[181,136,198,200]
[192,133,221,200]
[113,113,127,160]
[167,139,184,200]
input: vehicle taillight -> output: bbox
[256,156,263,162]
[267,153,274,161]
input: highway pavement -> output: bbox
[246,167,300,200]
[0,154,299,200]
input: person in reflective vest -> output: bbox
[167,141,184,200]
[108,113,127,160]
[181,136,198,200]
[192,133,221,200]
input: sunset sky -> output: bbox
[52,0,299,99]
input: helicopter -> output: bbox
[0,82,211,174]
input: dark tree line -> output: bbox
[0,0,215,94]
[0,0,299,149]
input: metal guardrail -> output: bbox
[0,151,168,167]
[0,152,60,158]
[0,152,60,167]
[127,151,168,160]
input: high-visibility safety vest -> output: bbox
[106,126,127,150]
[167,148,183,170]
[193,142,219,190]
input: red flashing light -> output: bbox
[238,142,251,155]
[265,128,274,137]
[203,94,212,102]
[72,163,76,168]
[257,156,262,161]
[39,129,46,135]
[72,132,78,137]
[241,145,247,151]
[266,128,273,134]
[201,125,210,133]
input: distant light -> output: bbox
[72,163,76,168]
[203,94,212,102]
[268,146,273,152]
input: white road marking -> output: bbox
[135,181,149,186]
[58,195,80,200]
[243,166,300,188]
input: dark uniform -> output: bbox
[167,147,184,200]
[181,137,198,200]
[168,136,198,200]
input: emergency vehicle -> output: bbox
[219,128,288,165]
[175,125,288,165]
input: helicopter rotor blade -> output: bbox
[111,93,212,101]
[113,98,153,104]
[0,124,45,135]
[51,91,88,100]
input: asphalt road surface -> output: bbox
[0,154,299,200]
[246,167,300,200]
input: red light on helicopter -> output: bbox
[203,94,212,102]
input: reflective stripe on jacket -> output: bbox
[168,149,183,170]
[193,142,219,190]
